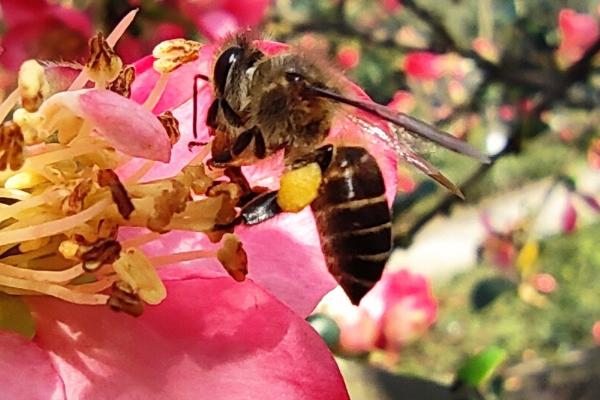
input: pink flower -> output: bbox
[403,52,442,81]
[116,23,187,64]
[330,269,437,354]
[0,0,92,71]
[561,196,578,234]
[387,90,415,114]
[176,0,270,40]
[381,0,402,13]
[0,11,406,393]
[532,273,557,294]
[479,214,519,270]
[362,269,437,351]
[557,9,600,65]
[336,44,361,70]
[593,321,600,345]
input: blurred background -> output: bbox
[1,0,599,398]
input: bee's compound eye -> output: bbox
[214,46,243,94]
[285,71,304,83]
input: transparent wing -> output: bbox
[338,111,465,198]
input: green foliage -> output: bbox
[456,346,507,387]
[395,222,600,383]
[470,278,516,311]
[307,313,341,350]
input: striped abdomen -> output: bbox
[311,146,392,305]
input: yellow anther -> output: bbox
[157,111,180,145]
[217,234,248,282]
[0,122,25,171]
[85,32,123,84]
[152,39,201,73]
[12,108,46,144]
[112,248,166,305]
[18,60,49,112]
[4,170,46,189]
[277,162,322,212]
[106,65,135,98]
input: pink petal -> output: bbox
[41,89,171,162]
[196,10,240,41]
[0,0,52,28]
[120,208,336,317]
[30,278,349,400]
[561,197,577,234]
[558,9,600,62]
[404,52,442,80]
[115,33,146,64]
[131,44,215,114]
[222,0,270,27]
[0,331,65,399]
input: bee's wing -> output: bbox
[310,86,490,163]
[341,113,464,198]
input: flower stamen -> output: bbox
[0,198,111,246]
[68,9,138,90]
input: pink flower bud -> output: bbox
[403,52,442,80]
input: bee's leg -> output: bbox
[192,73,210,139]
[206,99,219,128]
[220,99,244,127]
[223,166,269,205]
[290,144,334,170]
[216,146,335,229]
[236,145,336,227]
[213,191,281,231]
[239,191,282,225]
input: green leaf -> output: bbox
[471,277,516,311]
[0,293,36,339]
[456,346,507,387]
[307,313,340,350]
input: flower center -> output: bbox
[0,14,247,317]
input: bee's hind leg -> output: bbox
[216,145,336,230]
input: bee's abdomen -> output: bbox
[311,146,392,305]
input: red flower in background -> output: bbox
[362,269,437,351]
[176,0,270,40]
[325,269,437,354]
[557,8,600,65]
[336,44,361,70]
[0,0,92,70]
[403,51,442,80]
[561,196,578,234]
[381,0,402,12]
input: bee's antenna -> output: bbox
[193,74,210,139]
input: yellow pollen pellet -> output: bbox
[4,170,46,189]
[277,162,322,213]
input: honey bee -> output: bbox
[193,34,488,305]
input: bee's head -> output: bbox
[213,46,244,96]
[213,42,264,97]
